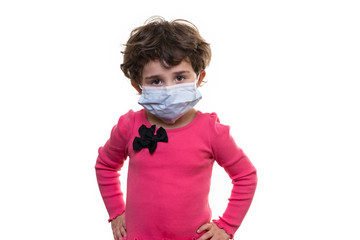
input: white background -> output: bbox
[1,0,359,239]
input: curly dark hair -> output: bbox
[120,16,211,84]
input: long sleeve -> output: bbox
[209,114,257,238]
[95,110,133,222]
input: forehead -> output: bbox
[142,59,195,78]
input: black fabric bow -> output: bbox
[133,124,168,153]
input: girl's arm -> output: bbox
[95,111,133,222]
[209,114,258,239]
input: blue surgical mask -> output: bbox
[138,81,202,124]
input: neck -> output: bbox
[146,108,197,129]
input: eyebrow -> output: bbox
[144,71,191,80]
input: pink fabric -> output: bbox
[95,109,257,240]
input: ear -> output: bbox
[131,81,142,94]
[196,71,206,87]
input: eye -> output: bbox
[175,75,185,82]
[151,79,162,85]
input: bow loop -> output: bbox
[154,127,168,142]
[133,124,168,153]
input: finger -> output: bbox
[114,228,122,240]
[197,223,212,233]
[121,222,127,231]
[113,231,119,240]
[198,230,214,240]
[120,226,127,238]
[120,220,127,237]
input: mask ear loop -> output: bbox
[195,74,201,87]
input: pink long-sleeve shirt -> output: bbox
[95,109,257,240]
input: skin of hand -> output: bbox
[197,222,231,240]
[111,212,127,240]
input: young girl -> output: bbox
[95,17,257,240]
